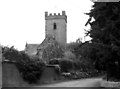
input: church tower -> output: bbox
[45,11,67,46]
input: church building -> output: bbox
[25,11,67,55]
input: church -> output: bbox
[25,11,67,56]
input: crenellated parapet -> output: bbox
[45,11,67,22]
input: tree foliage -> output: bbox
[85,2,120,81]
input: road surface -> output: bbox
[38,78,102,87]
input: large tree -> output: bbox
[85,2,120,81]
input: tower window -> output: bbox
[53,23,57,30]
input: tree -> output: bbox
[85,2,120,81]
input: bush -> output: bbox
[49,58,74,73]
[2,47,30,63]
[17,60,45,84]
[59,58,74,72]
[64,50,76,60]
[73,57,94,71]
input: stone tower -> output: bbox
[45,11,67,46]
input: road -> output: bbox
[38,78,102,87]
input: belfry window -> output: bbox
[53,23,57,30]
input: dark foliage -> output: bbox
[49,58,74,72]
[2,46,30,63]
[16,60,45,84]
[59,58,74,72]
[85,2,120,81]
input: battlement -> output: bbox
[45,11,67,22]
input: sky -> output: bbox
[0,0,93,50]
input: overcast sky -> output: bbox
[0,0,93,50]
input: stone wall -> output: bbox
[2,61,28,87]
[38,65,60,84]
[2,61,60,87]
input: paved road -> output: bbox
[39,78,102,87]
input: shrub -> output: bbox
[49,58,74,73]
[2,47,30,63]
[64,50,76,60]
[16,60,45,84]
[59,58,74,72]
[73,57,93,71]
